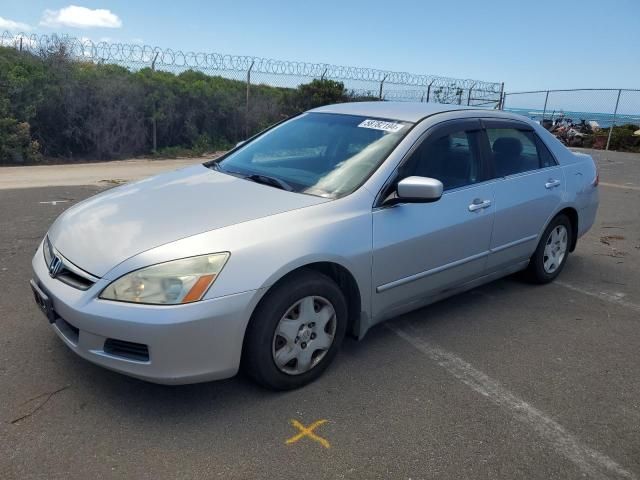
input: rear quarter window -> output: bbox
[534,135,558,168]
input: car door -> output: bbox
[481,119,564,272]
[371,119,495,321]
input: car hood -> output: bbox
[48,164,329,277]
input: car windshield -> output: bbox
[214,112,412,198]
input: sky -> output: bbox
[1,0,639,92]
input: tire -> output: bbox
[525,214,572,284]
[242,269,348,390]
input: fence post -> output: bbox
[605,89,622,151]
[467,83,476,106]
[151,51,159,70]
[378,75,388,100]
[245,60,255,139]
[426,80,435,103]
[151,51,159,154]
[542,90,549,120]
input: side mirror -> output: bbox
[391,176,443,204]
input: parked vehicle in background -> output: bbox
[31,102,599,390]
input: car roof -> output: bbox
[309,101,484,123]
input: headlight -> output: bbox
[43,236,53,267]
[99,253,229,305]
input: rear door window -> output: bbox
[485,127,557,177]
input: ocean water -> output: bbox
[505,108,640,129]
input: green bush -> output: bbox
[294,79,348,110]
[579,124,640,153]
[606,124,640,152]
[0,119,41,163]
[0,46,367,164]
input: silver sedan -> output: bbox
[30,102,599,390]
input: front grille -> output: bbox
[56,270,94,290]
[44,236,97,291]
[104,339,150,362]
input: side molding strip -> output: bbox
[375,234,538,293]
[489,234,538,254]
[376,250,489,293]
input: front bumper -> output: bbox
[32,242,263,385]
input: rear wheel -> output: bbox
[525,214,572,284]
[243,270,347,390]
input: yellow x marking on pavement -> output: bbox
[285,419,330,449]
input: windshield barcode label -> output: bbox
[358,119,404,132]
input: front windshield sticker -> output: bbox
[357,119,405,133]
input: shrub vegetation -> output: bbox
[0,45,373,164]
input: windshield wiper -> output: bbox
[208,164,293,192]
[245,174,293,191]
[207,161,224,172]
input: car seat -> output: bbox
[415,135,473,189]
[492,137,523,177]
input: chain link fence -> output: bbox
[503,89,640,152]
[3,31,639,159]
[0,30,506,162]
[1,31,504,105]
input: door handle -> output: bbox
[545,179,561,189]
[468,199,492,212]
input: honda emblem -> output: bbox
[48,255,64,278]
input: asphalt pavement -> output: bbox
[0,149,639,479]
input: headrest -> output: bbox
[433,135,451,150]
[493,137,523,157]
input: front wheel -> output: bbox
[525,214,572,284]
[242,270,347,390]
